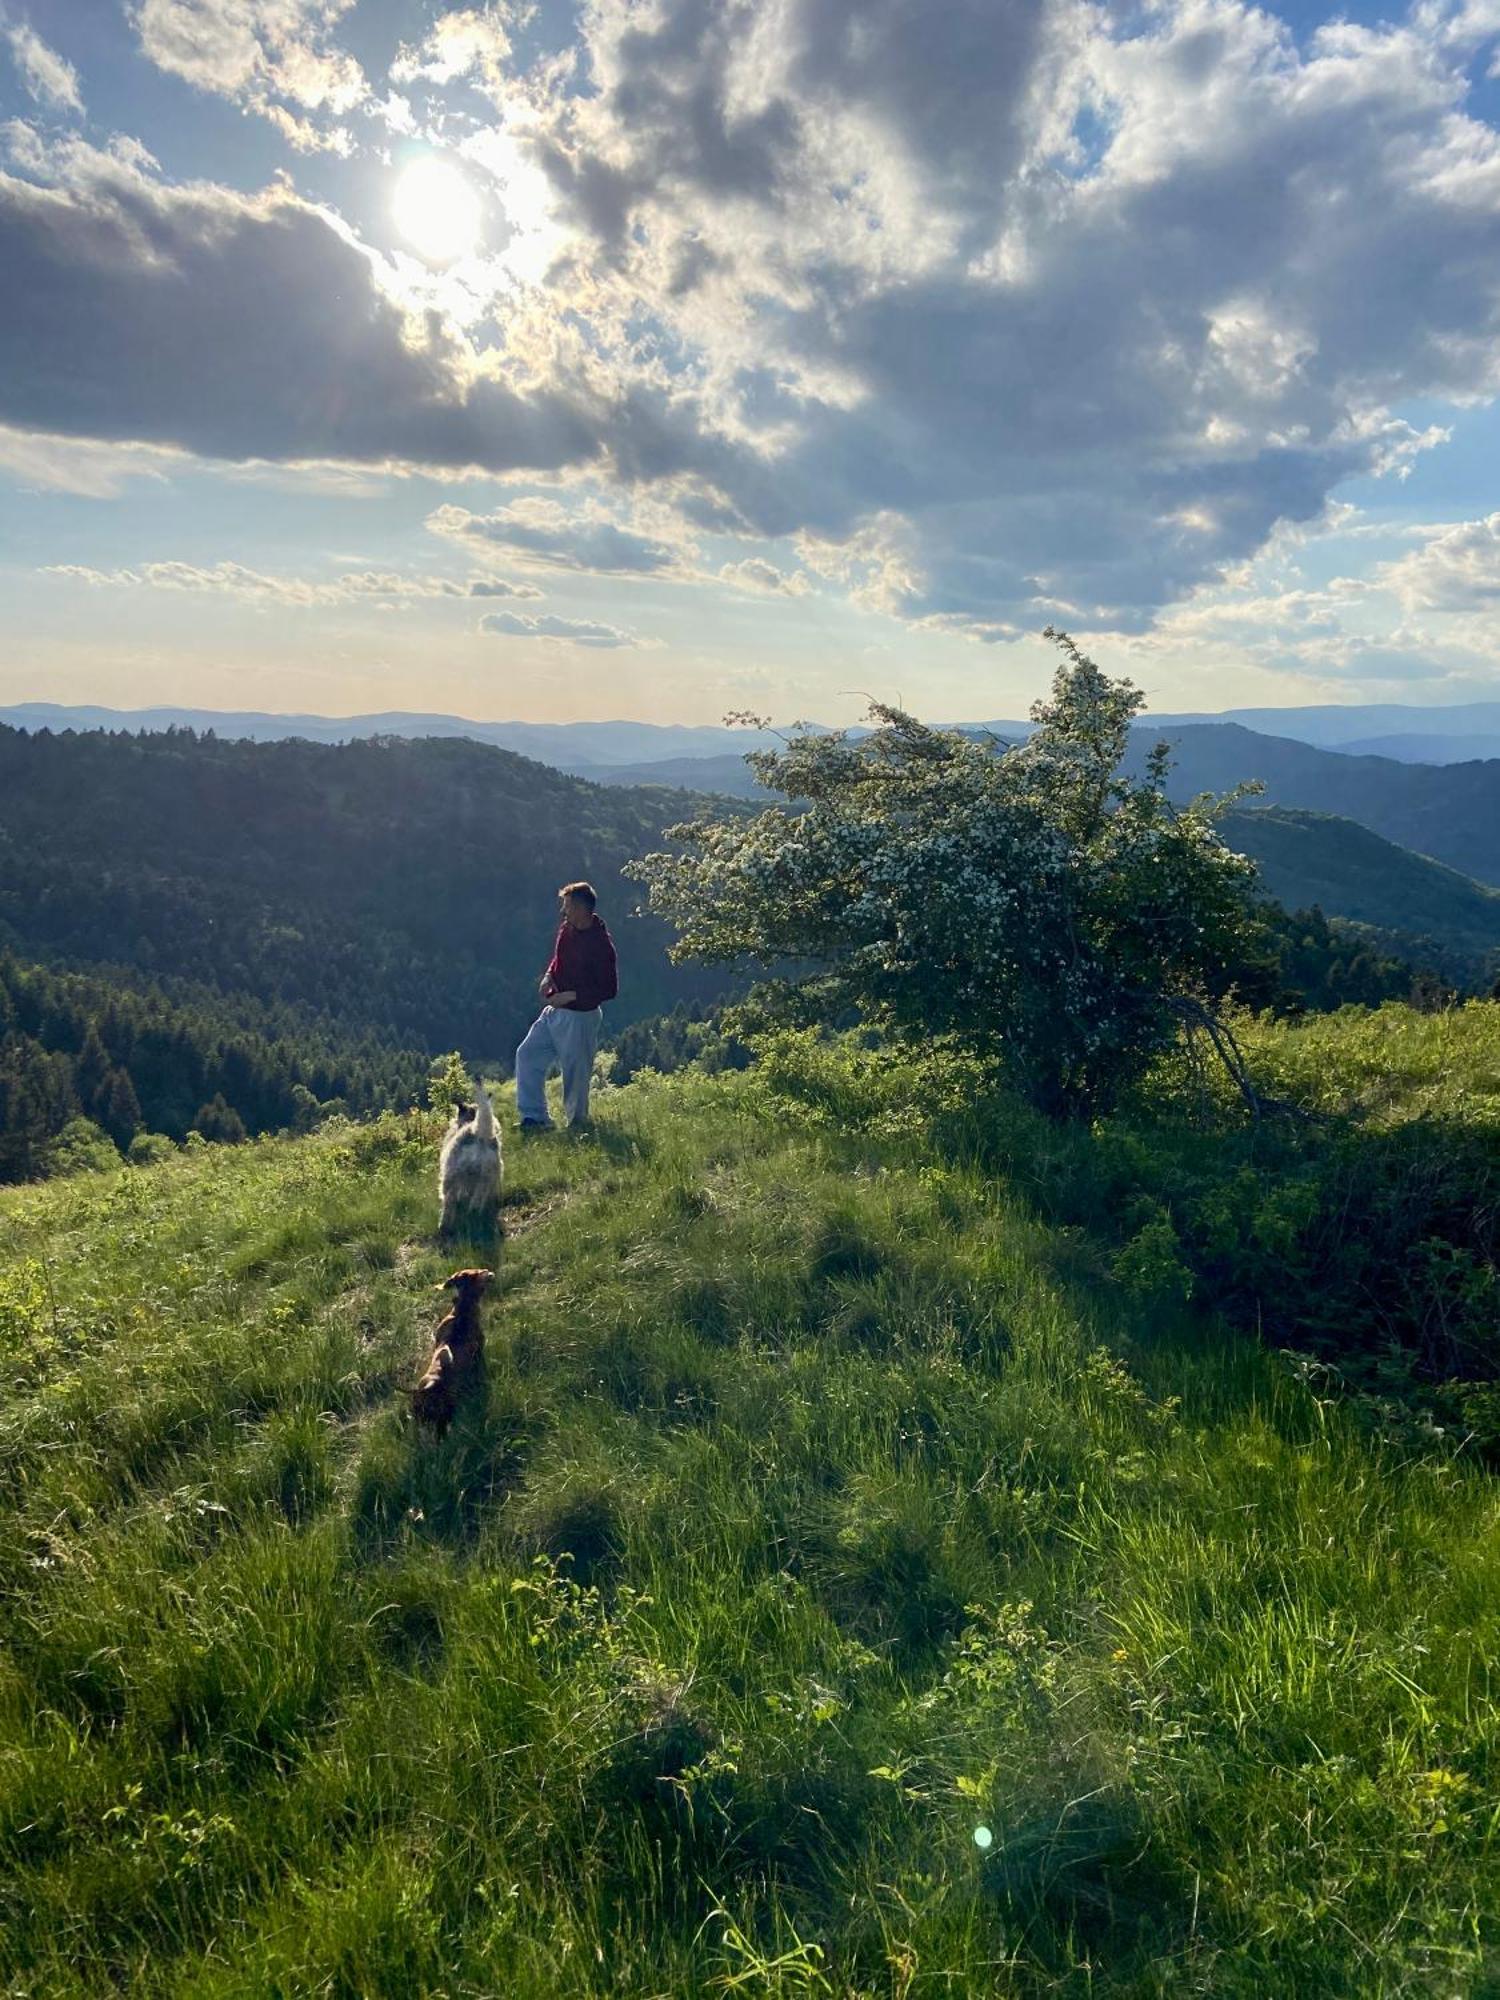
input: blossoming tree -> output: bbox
[633,631,1263,1118]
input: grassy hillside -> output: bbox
[2,1017,1498,1994]
[0,725,734,1056]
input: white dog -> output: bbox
[438,1082,502,1238]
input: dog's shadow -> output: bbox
[436,1223,503,1257]
[354,1371,531,1552]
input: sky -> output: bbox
[1,0,1499,726]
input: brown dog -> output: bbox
[408,1268,493,1437]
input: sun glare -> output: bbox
[393,156,483,265]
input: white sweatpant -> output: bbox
[514,1005,603,1126]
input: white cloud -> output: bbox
[428,497,691,575]
[260,100,354,155]
[467,575,544,599]
[479,609,639,647]
[389,9,513,90]
[0,423,179,496]
[369,90,417,137]
[42,560,485,605]
[3,22,83,112]
[131,0,365,144]
[509,0,1500,637]
[3,121,157,181]
[8,0,1500,664]
[718,556,811,595]
[0,144,614,476]
[1374,513,1500,610]
[1063,497,1500,703]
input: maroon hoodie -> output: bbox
[547,915,618,1012]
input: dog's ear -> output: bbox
[452,1101,476,1122]
[443,1267,494,1292]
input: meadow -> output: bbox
[2,1007,1498,1995]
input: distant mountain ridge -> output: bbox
[1150,701,1500,747]
[7,702,1499,969]
[1332,734,1500,765]
[13,697,1500,766]
[1130,724,1500,889]
[0,702,810,765]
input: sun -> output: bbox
[393,156,484,265]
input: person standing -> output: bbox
[514,881,619,1129]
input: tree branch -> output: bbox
[1166,995,1311,1124]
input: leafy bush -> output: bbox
[191,1094,247,1144]
[426,1049,472,1113]
[44,1115,120,1177]
[634,632,1260,1117]
[126,1131,177,1166]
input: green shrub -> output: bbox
[44,1116,119,1177]
[426,1049,471,1113]
[192,1095,246,1144]
[634,632,1261,1118]
[127,1131,177,1166]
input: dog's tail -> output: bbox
[472,1082,496,1143]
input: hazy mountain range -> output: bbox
[9,700,1500,767]
[0,704,800,766]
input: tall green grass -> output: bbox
[1,1042,1497,1995]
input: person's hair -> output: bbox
[560,880,597,911]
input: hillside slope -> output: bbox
[1,1039,1497,1995]
[0,725,732,1055]
[1337,732,1500,764]
[1135,723,1500,885]
[1221,805,1500,974]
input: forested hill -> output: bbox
[1129,724,1500,887]
[0,725,730,1054]
[1221,806,1500,978]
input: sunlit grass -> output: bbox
[1,1048,1497,1994]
